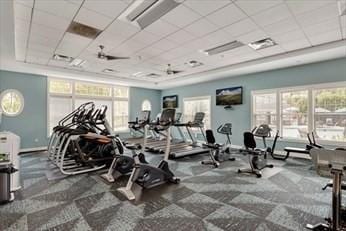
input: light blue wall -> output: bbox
[0,70,48,149]
[162,58,346,151]
[129,87,161,121]
[0,70,162,149]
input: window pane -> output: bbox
[0,91,23,116]
[253,93,277,131]
[183,97,211,141]
[49,97,72,134]
[114,100,129,131]
[49,79,72,94]
[75,99,112,125]
[142,100,151,111]
[114,86,129,98]
[281,90,308,138]
[75,82,111,97]
[314,88,346,142]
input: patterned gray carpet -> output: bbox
[0,151,335,231]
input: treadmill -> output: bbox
[145,112,183,153]
[169,112,209,159]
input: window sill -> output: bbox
[255,136,346,147]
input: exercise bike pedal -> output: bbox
[256,173,262,178]
[229,157,236,161]
[267,164,274,168]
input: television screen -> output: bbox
[163,95,178,108]
[216,86,243,106]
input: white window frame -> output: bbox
[251,81,346,145]
[47,77,130,136]
[183,95,212,129]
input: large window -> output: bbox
[183,96,211,141]
[48,78,129,135]
[252,83,346,143]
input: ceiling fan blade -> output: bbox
[106,55,130,60]
[172,70,183,74]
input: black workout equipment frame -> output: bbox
[238,125,274,178]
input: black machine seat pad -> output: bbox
[284,147,310,154]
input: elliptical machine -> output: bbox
[117,108,180,200]
[238,124,274,178]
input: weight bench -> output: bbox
[283,147,310,160]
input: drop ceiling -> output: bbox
[4,0,346,88]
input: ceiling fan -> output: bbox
[166,64,183,75]
[97,45,130,60]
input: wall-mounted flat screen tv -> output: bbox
[216,86,243,106]
[163,95,178,108]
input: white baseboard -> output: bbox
[20,146,47,153]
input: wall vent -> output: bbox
[67,21,102,39]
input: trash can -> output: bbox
[0,163,17,204]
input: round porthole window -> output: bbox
[0,89,24,117]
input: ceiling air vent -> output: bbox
[53,54,73,62]
[67,21,102,39]
[248,38,276,50]
[121,0,180,29]
[203,40,244,55]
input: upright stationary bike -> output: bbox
[117,109,180,200]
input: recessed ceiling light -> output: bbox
[69,58,87,67]
[203,40,244,55]
[53,54,73,62]
[103,68,117,73]
[248,38,277,50]
[186,60,203,68]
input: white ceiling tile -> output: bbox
[237,29,268,44]
[295,3,339,27]
[206,3,247,27]
[26,55,49,65]
[144,19,180,38]
[149,38,178,52]
[56,32,92,57]
[303,17,341,37]
[82,0,129,18]
[88,31,127,52]
[256,45,285,57]
[14,3,32,21]
[161,4,202,28]
[286,0,335,15]
[183,0,231,16]
[107,20,140,38]
[184,18,217,37]
[14,0,34,8]
[65,0,84,6]
[113,40,147,55]
[341,15,346,39]
[202,29,235,47]
[280,38,311,52]
[74,7,113,30]
[32,9,71,30]
[29,34,61,48]
[263,17,300,36]
[271,29,306,43]
[223,18,258,37]
[34,0,80,20]
[130,30,160,46]
[251,3,292,27]
[308,30,342,46]
[30,23,65,40]
[135,47,164,61]
[28,42,56,54]
[167,29,196,44]
[14,18,30,35]
[235,0,283,16]
[48,59,68,68]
